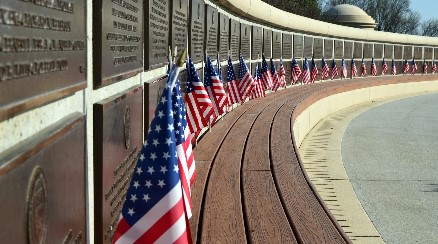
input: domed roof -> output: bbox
[323,4,377,30]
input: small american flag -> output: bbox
[371,58,377,76]
[341,58,347,79]
[432,60,437,74]
[360,58,366,76]
[113,78,192,244]
[423,60,427,74]
[302,57,311,84]
[251,63,266,99]
[392,59,397,75]
[311,56,318,83]
[279,59,287,88]
[238,54,255,102]
[270,59,282,92]
[382,58,388,75]
[351,58,358,77]
[412,58,417,75]
[331,58,339,80]
[185,57,214,134]
[261,55,273,89]
[205,56,228,119]
[403,59,410,74]
[291,58,302,84]
[226,56,241,105]
[321,57,329,80]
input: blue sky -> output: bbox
[410,0,438,21]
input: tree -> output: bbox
[420,18,438,37]
[262,0,322,19]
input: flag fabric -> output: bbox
[185,57,214,134]
[382,58,388,75]
[205,56,228,119]
[321,57,329,80]
[331,58,339,80]
[113,77,191,244]
[279,59,287,88]
[302,57,311,84]
[403,59,410,74]
[251,64,266,99]
[226,56,241,105]
[238,54,255,102]
[360,58,366,76]
[432,60,437,74]
[391,59,397,75]
[271,59,282,92]
[261,55,273,89]
[423,60,428,74]
[291,58,302,84]
[341,58,347,78]
[371,58,377,76]
[412,58,417,75]
[311,56,318,83]
[351,58,358,77]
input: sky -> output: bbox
[410,0,438,21]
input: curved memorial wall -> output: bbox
[0,0,437,243]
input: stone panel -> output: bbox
[404,46,413,59]
[272,32,282,59]
[219,13,230,61]
[240,23,251,60]
[145,76,168,130]
[424,47,433,60]
[294,35,304,58]
[435,48,438,60]
[205,5,218,56]
[282,34,293,59]
[146,0,168,69]
[304,36,313,58]
[374,44,383,58]
[353,42,363,58]
[189,0,205,62]
[344,41,353,59]
[384,44,394,59]
[394,45,403,59]
[324,39,334,58]
[413,46,423,60]
[363,43,373,59]
[334,40,343,58]
[263,29,272,58]
[171,0,189,61]
[229,19,240,60]
[252,26,263,58]
[313,38,323,59]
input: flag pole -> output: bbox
[170,48,187,90]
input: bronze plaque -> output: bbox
[190,0,205,62]
[282,33,292,59]
[219,13,230,60]
[171,0,188,58]
[313,38,323,59]
[404,46,413,59]
[353,42,363,59]
[414,46,423,59]
[230,19,240,60]
[304,36,313,57]
[374,44,383,58]
[424,47,433,60]
[363,43,373,59]
[344,41,353,59]
[94,0,143,87]
[0,0,86,121]
[94,86,143,243]
[334,40,343,58]
[252,26,263,58]
[145,76,168,133]
[294,35,304,58]
[146,0,169,69]
[272,32,281,59]
[263,29,272,58]
[0,113,86,243]
[394,45,403,59]
[205,5,218,56]
[324,39,333,58]
[240,23,251,60]
[385,44,394,59]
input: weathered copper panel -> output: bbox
[424,48,433,60]
[94,86,143,243]
[304,36,313,57]
[145,76,168,131]
[282,34,293,59]
[384,44,394,59]
[344,41,353,59]
[363,43,373,59]
[374,44,383,58]
[394,45,403,59]
[334,40,343,58]
[240,23,251,60]
[205,5,218,56]
[0,113,86,243]
[404,46,413,59]
[189,0,205,62]
[413,46,423,59]
[145,0,169,69]
[272,32,282,59]
[252,26,263,58]
[263,29,272,58]
[353,42,363,59]
[0,0,86,121]
[171,0,188,58]
[230,19,240,60]
[324,39,333,58]
[95,0,143,87]
[294,35,304,58]
[313,38,323,59]
[219,13,230,61]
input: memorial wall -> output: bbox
[0,0,437,242]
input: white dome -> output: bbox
[324,4,377,30]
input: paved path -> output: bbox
[342,93,438,244]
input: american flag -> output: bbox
[302,57,311,84]
[205,56,228,119]
[185,57,214,134]
[403,59,410,74]
[360,58,366,76]
[113,78,192,244]
[341,58,347,79]
[238,54,255,102]
[321,57,329,80]
[279,59,287,88]
[412,58,417,75]
[217,54,222,81]
[291,58,302,84]
[432,60,437,74]
[371,58,377,76]
[251,63,266,99]
[392,59,397,75]
[351,58,358,77]
[331,58,339,80]
[382,58,388,75]
[261,55,273,89]
[270,59,282,92]
[311,56,318,83]
[226,56,241,105]
[423,60,427,74]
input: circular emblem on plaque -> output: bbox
[124,106,131,149]
[27,166,48,244]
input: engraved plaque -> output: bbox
[324,39,333,58]
[252,26,263,58]
[304,36,313,57]
[313,38,323,59]
[435,48,438,60]
[0,113,86,243]
[344,41,353,59]
[404,46,413,59]
[282,34,293,59]
[294,35,304,58]
[219,13,230,60]
[240,23,251,60]
[230,19,240,61]
[283,61,291,85]
[394,45,403,59]
[205,5,218,56]
[263,29,272,58]
[363,43,373,59]
[334,40,343,58]
[374,44,383,58]
[94,86,143,243]
[385,44,394,59]
[146,0,169,69]
[145,76,168,132]
[95,0,143,87]
[190,0,205,62]
[413,46,423,59]
[354,42,363,58]
[171,0,188,58]
[272,32,282,59]
[424,47,433,60]
[0,0,86,121]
